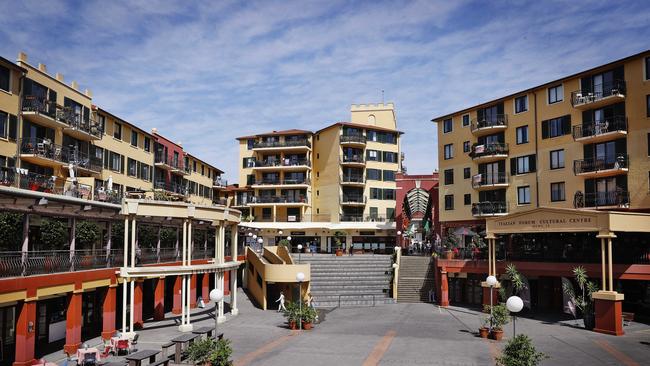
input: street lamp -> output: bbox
[287,236,292,241]
[506,295,523,336]
[297,244,303,263]
[252,234,257,239]
[278,230,283,235]
[248,232,253,237]
[397,231,402,247]
[296,272,305,330]
[486,275,498,330]
[209,288,224,339]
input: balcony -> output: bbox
[471,172,509,190]
[154,152,186,174]
[471,201,508,217]
[213,178,228,189]
[340,174,365,186]
[573,154,628,178]
[19,138,102,174]
[253,139,311,152]
[469,142,509,162]
[21,96,68,129]
[154,180,187,196]
[571,80,626,109]
[94,188,122,204]
[470,115,508,136]
[247,195,308,205]
[572,116,627,143]
[251,158,311,171]
[251,178,310,188]
[341,194,366,206]
[340,155,365,166]
[339,214,393,222]
[60,114,102,141]
[583,190,630,209]
[340,134,367,146]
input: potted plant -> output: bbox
[186,337,233,366]
[301,306,318,330]
[489,303,510,340]
[442,229,459,259]
[333,231,346,256]
[478,315,490,338]
[282,301,299,330]
[496,334,548,366]
[562,266,598,330]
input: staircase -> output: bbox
[397,256,436,303]
[296,254,395,308]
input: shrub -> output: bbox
[40,218,68,249]
[496,334,548,366]
[485,303,510,331]
[0,212,22,250]
[76,221,100,248]
[186,337,233,366]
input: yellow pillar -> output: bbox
[607,237,613,292]
[600,237,606,291]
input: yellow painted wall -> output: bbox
[0,65,20,158]
[313,127,341,221]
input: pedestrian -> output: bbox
[310,242,316,255]
[276,291,286,312]
[349,244,354,256]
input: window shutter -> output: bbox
[616,175,627,191]
[477,109,484,122]
[613,66,624,84]
[120,155,125,174]
[83,107,90,123]
[613,102,625,118]
[582,111,592,125]
[497,132,505,143]
[48,90,57,115]
[562,115,571,135]
[104,150,109,169]
[137,161,142,179]
[8,114,17,140]
[498,160,505,172]
[242,158,246,168]
[583,144,593,160]
[23,78,32,95]
[584,179,595,196]
[510,158,517,175]
[528,154,536,172]
[541,120,549,139]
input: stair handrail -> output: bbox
[393,247,401,299]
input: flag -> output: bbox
[424,220,430,234]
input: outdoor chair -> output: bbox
[83,353,97,366]
[116,339,130,355]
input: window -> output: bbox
[109,152,122,171]
[443,144,453,160]
[262,208,272,220]
[512,154,536,175]
[367,169,381,180]
[551,182,565,202]
[517,186,531,205]
[130,131,138,147]
[548,84,563,104]
[0,111,6,138]
[645,57,650,80]
[463,167,471,179]
[464,194,471,205]
[367,130,377,142]
[127,158,137,177]
[542,115,570,139]
[201,165,205,175]
[97,115,106,134]
[462,114,469,127]
[516,126,528,144]
[370,188,381,199]
[550,149,564,169]
[144,137,150,152]
[247,139,254,150]
[647,95,650,117]
[463,141,470,153]
[444,195,454,210]
[444,169,454,185]
[383,170,395,181]
[366,150,380,161]
[383,151,397,163]
[193,161,197,172]
[383,189,396,200]
[0,65,8,92]
[386,208,395,219]
[113,123,122,140]
[514,95,528,113]
[443,118,453,133]
[140,164,151,181]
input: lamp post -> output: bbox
[486,275,498,330]
[296,272,305,330]
[397,231,401,248]
[278,230,283,235]
[506,295,523,336]
[297,244,303,263]
[209,288,224,340]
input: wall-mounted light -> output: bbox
[28,321,34,333]
[83,205,92,211]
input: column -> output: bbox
[106,222,112,265]
[121,218,128,333]
[13,300,36,366]
[156,226,161,262]
[101,286,117,340]
[69,218,76,271]
[231,269,239,315]
[440,267,449,307]
[218,272,225,322]
[133,280,143,329]
[607,237,613,292]
[64,292,82,355]
[593,232,624,336]
[154,277,165,320]
[172,276,182,314]
[190,274,197,308]
[201,273,210,305]
[21,215,29,274]
[600,237,606,291]
[231,223,238,260]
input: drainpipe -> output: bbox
[533,91,540,208]
[16,72,26,178]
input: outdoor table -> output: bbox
[125,349,160,366]
[33,362,57,366]
[191,326,214,339]
[76,347,101,365]
[170,333,200,364]
[110,335,131,354]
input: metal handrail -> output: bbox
[253,139,311,148]
[338,293,376,308]
[573,154,628,174]
[469,142,508,159]
[472,201,508,216]
[340,155,365,164]
[471,172,509,188]
[470,114,508,131]
[154,152,185,170]
[340,134,367,144]
[571,79,626,107]
[572,116,627,139]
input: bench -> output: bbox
[161,342,175,358]
[150,359,170,366]
[622,312,635,326]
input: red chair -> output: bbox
[116,340,130,355]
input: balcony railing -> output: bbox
[341,194,366,204]
[213,178,228,187]
[584,190,630,208]
[19,138,102,173]
[470,114,508,132]
[572,116,627,140]
[154,180,187,195]
[472,201,508,216]
[340,134,367,144]
[469,142,508,159]
[22,97,103,136]
[254,178,310,185]
[94,188,122,203]
[341,155,365,164]
[253,139,311,149]
[249,195,308,204]
[340,214,393,222]
[22,95,57,118]
[573,154,628,175]
[571,80,626,107]
[471,172,508,189]
[154,152,184,171]
[253,158,311,167]
[341,175,365,184]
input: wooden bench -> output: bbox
[150,359,170,366]
[622,312,635,326]
[161,342,175,358]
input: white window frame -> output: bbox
[516,156,530,175]
[514,95,528,114]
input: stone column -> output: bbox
[593,232,624,336]
[106,222,112,265]
[190,274,197,308]
[231,269,239,315]
[154,277,165,320]
[440,267,449,307]
[69,218,76,271]
[13,300,36,366]
[218,272,225,323]
[21,214,29,274]
[201,273,210,305]
[101,286,117,340]
[64,292,82,355]
[172,276,182,314]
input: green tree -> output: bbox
[496,334,548,366]
[111,221,124,246]
[0,212,23,250]
[160,227,177,247]
[137,225,158,249]
[40,218,68,249]
[76,221,100,249]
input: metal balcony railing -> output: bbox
[573,154,628,174]
[254,178,310,185]
[339,214,393,222]
[19,138,102,172]
[340,134,367,144]
[469,142,509,159]
[341,174,365,184]
[471,172,508,189]
[154,180,187,195]
[253,158,311,167]
[154,152,184,171]
[249,195,308,204]
[470,114,508,132]
[472,201,508,216]
[571,80,626,107]
[22,95,57,118]
[253,139,311,149]
[213,178,228,187]
[22,97,102,137]
[572,116,627,140]
[341,194,366,204]
[584,190,630,208]
[341,155,365,164]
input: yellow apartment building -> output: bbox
[236,103,402,253]
[433,50,650,234]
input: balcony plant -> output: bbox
[496,334,548,366]
[562,266,598,330]
[478,315,490,338]
[333,231,346,256]
[442,229,460,259]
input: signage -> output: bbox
[489,210,598,233]
[291,231,306,236]
[359,231,375,236]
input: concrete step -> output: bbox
[311,271,391,277]
[311,279,391,286]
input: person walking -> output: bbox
[276,291,286,312]
[349,244,354,256]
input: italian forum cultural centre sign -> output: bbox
[487,208,602,234]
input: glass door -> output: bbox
[596,177,616,205]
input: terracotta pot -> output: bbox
[302,321,312,330]
[444,250,454,260]
[289,320,297,330]
[335,249,343,256]
[479,327,489,338]
[490,329,503,341]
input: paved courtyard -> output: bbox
[47,289,650,365]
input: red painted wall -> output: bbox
[395,173,440,245]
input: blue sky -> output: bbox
[1,0,649,182]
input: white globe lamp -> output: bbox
[278,230,283,235]
[486,275,498,287]
[287,236,292,241]
[506,295,524,336]
[209,288,224,339]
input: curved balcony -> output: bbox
[340,134,367,146]
[571,80,626,110]
[573,154,628,178]
[340,174,365,186]
[340,155,365,166]
[472,201,508,217]
[251,158,311,171]
[572,116,627,143]
[470,115,507,136]
[469,142,508,163]
[471,172,509,190]
[583,190,630,209]
[253,139,311,152]
[340,194,366,206]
